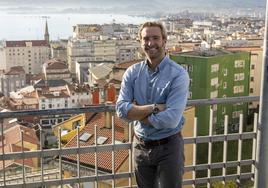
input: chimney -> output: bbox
[104,111,112,129]
[91,86,100,105]
[104,101,113,129]
[106,83,116,103]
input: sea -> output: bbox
[0,12,152,41]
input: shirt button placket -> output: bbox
[148,78,153,103]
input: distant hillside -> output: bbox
[0,0,266,14]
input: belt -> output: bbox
[134,132,181,147]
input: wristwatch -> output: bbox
[152,103,159,114]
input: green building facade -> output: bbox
[170,49,250,136]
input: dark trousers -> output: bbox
[133,133,184,188]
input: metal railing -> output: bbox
[0,96,260,188]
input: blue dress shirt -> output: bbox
[116,56,189,141]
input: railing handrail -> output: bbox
[0,96,260,119]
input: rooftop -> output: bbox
[5,40,49,48]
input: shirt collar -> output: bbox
[146,56,168,73]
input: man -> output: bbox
[116,22,189,188]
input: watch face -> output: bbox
[153,105,159,114]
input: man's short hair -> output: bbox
[138,21,167,41]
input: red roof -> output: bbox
[114,59,141,70]
[63,112,129,172]
[6,40,49,47]
[0,144,35,170]
[46,59,68,70]
[5,66,25,75]
[4,124,40,146]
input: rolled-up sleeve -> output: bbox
[116,67,134,120]
[148,69,189,129]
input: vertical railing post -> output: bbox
[21,130,26,186]
[128,122,133,187]
[94,125,99,188]
[237,114,243,185]
[111,116,115,188]
[58,128,63,188]
[192,117,197,188]
[222,115,228,185]
[1,119,6,187]
[257,0,268,187]
[39,125,44,187]
[252,113,258,181]
[207,108,213,188]
[76,126,80,188]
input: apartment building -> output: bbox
[226,46,263,111]
[43,59,72,82]
[171,48,250,136]
[67,37,139,75]
[0,40,50,74]
[9,86,38,111]
[67,38,94,74]
[0,66,26,97]
[50,40,68,62]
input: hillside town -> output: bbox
[0,12,264,187]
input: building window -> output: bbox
[232,110,243,118]
[41,104,45,109]
[251,77,254,82]
[189,79,193,87]
[188,65,193,72]
[41,119,50,125]
[213,117,217,124]
[211,77,218,86]
[222,107,226,114]
[188,91,192,99]
[223,69,228,76]
[48,104,52,108]
[181,64,193,72]
[223,82,227,89]
[212,105,217,111]
[72,120,81,129]
[234,60,245,68]
[211,64,219,73]
[233,85,244,94]
[250,88,254,93]
[16,80,20,87]
[234,73,245,81]
[251,64,255,69]
[210,90,218,98]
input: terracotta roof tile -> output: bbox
[63,112,129,172]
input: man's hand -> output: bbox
[156,104,166,112]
